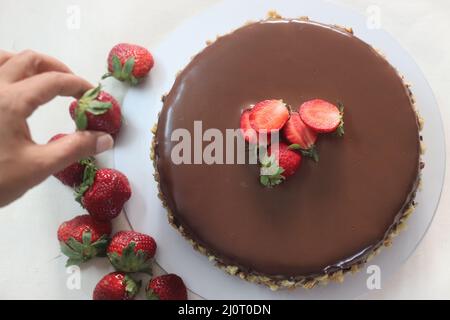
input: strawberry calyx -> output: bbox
[108,242,153,275]
[74,85,112,130]
[74,158,97,205]
[145,288,160,300]
[123,275,141,299]
[103,55,139,86]
[60,231,109,267]
[79,157,95,167]
[289,144,319,162]
[259,152,285,187]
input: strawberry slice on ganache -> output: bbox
[240,108,259,144]
[299,99,344,135]
[249,99,290,133]
[283,112,319,162]
[239,98,345,188]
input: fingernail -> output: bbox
[96,134,114,154]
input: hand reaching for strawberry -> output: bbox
[0,45,173,301]
[0,50,114,207]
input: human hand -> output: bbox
[0,50,114,207]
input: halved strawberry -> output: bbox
[240,109,258,144]
[299,99,344,135]
[249,100,290,133]
[240,108,274,145]
[283,112,319,162]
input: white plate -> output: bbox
[114,0,445,299]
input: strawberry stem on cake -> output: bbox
[289,144,319,162]
[259,153,286,187]
[241,98,346,187]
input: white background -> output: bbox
[0,0,449,299]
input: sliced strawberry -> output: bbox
[283,112,319,162]
[240,108,274,145]
[299,99,344,134]
[283,112,318,149]
[240,109,258,143]
[249,100,289,133]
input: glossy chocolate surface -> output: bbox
[155,20,420,277]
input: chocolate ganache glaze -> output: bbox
[154,19,421,282]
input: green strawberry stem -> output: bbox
[146,288,160,300]
[108,242,153,275]
[75,84,112,130]
[289,144,319,163]
[124,275,141,299]
[74,159,98,205]
[105,55,139,86]
[259,153,285,187]
[101,72,112,80]
[301,146,319,162]
[60,232,109,267]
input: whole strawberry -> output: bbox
[76,166,131,221]
[107,231,157,274]
[146,274,187,300]
[104,43,154,85]
[69,84,122,136]
[93,272,140,300]
[259,142,302,187]
[58,215,111,266]
[48,134,95,187]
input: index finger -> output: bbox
[0,50,13,67]
[0,50,72,85]
[8,71,93,117]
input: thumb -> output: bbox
[36,131,114,175]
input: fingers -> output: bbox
[0,50,13,67]
[0,50,72,84]
[31,131,114,177]
[8,71,93,117]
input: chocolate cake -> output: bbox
[152,16,422,290]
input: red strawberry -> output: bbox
[69,85,122,136]
[240,108,273,145]
[299,99,344,135]
[260,142,302,187]
[283,112,319,162]
[240,109,258,143]
[107,231,157,274]
[104,43,154,85]
[93,272,140,300]
[76,167,131,221]
[249,100,290,133]
[146,274,187,300]
[48,134,95,187]
[57,215,111,266]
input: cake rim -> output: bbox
[150,14,424,290]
